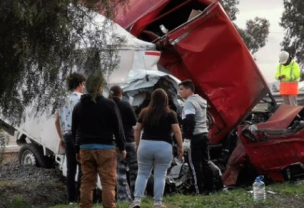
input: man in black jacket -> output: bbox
[72,74,126,208]
[109,85,137,201]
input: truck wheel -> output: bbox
[19,143,52,168]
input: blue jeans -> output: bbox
[134,140,173,203]
[63,132,81,202]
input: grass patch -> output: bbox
[10,195,32,208]
[48,181,304,208]
[0,195,32,208]
[0,179,67,208]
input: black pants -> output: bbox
[188,133,214,194]
[63,132,81,203]
[125,142,138,194]
[116,142,138,201]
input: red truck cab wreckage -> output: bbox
[112,0,304,186]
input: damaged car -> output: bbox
[112,0,304,186]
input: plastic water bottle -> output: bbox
[253,175,266,201]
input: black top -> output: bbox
[72,94,126,151]
[138,111,178,144]
[112,97,137,142]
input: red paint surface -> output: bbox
[114,0,270,144]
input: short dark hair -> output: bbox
[66,72,86,91]
[86,74,106,93]
[109,85,123,99]
[179,79,195,92]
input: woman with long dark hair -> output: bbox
[129,88,183,208]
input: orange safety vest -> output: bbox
[279,63,298,95]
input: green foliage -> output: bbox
[0,0,128,123]
[0,195,32,208]
[220,0,270,55]
[10,196,32,208]
[220,0,239,21]
[280,0,304,67]
[237,17,270,54]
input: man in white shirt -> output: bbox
[55,72,86,204]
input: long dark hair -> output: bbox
[140,88,170,128]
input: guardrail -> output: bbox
[253,92,304,111]
[261,92,304,105]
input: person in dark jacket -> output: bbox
[109,85,138,202]
[72,74,126,208]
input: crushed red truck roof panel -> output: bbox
[114,0,270,144]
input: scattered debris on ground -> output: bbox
[0,153,67,208]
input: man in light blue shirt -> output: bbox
[55,72,86,204]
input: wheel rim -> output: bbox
[21,150,37,166]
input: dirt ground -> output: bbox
[0,153,67,208]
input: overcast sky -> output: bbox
[235,0,285,82]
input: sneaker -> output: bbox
[153,202,166,208]
[69,202,78,207]
[129,200,141,208]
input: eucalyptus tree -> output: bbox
[280,0,304,67]
[0,0,128,121]
[220,0,270,54]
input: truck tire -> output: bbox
[19,143,52,168]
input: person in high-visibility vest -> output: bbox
[275,51,301,106]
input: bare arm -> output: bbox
[55,113,63,140]
[55,113,65,149]
[172,123,184,156]
[134,122,143,149]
